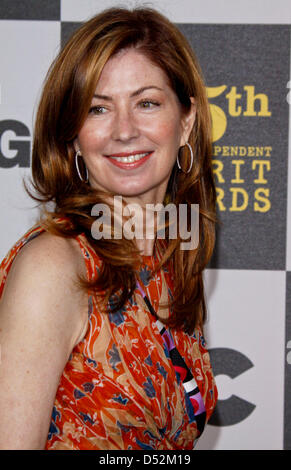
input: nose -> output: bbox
[111,107,139,142]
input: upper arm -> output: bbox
[0,233,88,449]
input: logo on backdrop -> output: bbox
[208,85,272,214]
[0,120,30,168]
[177,23,290,270]
[208,347,256,426]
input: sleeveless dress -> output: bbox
[0,223,217,450]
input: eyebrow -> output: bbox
[93,85,163,101]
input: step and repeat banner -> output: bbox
[0,0,290,450]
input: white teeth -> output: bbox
[110,152,149,163]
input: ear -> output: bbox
[180,97,196,146]
[73,137,80,154]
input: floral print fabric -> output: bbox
[0,223,217,450]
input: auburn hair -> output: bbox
[29,7,217,334]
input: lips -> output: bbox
[105,151,153,169]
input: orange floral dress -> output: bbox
[0,223,217,450]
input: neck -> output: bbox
[122,186,167,256]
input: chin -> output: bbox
[113,186,153,198]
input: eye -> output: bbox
[138,100,160,109]
[89,105,107,115]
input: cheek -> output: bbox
[78,123,108,152]
[145,117,182,148]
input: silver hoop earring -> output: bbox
[75,150,89,183]
[176,142,193,174]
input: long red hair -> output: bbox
[29,7,216,334]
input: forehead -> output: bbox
[95,48,171,94]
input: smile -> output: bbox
[106,151,153,169]
[109,152,151,162]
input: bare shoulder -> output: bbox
[0,230,88,349]
[14,230,86,277]
[0,231,88,449]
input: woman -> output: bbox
[0,7,217,450]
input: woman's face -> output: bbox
[74,48,195,203]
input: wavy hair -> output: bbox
[29,7,217,334]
